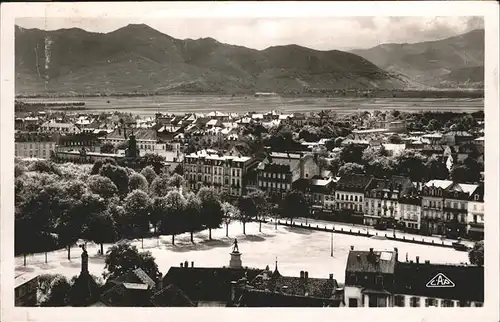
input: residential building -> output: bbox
[183,149,255,196]
[256,152,320,199]
[15,272,39,306]
[344,248,484,308]
[467,183,484,240]
[421,180,477,238]
[292,177,335,211]
[15,133,57,159]
[398,195,422,232]
[335,174,373,224]
[100,128,158,153]
[420,180,452,236]
[40,121,81,134]
[443,131,474,146]
[344,247,398,307]
[56,133,100,152]
[363,176,413,226]
[236,265,343,307]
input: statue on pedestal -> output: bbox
[232,238,239,253]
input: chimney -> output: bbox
[180,262,183,268]
[304,271,309,280]
[184,260,188,268]
[425,260,430,264]
[350,246,354,250]
[394,247,398,261]
[300,271,305,279]
[369,248,374,254]
[191,261,194,268]
[416,256,420,264]
[329,274,334,280]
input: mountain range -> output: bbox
[15,24,484,95]
[350,29,484,89]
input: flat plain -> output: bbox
[18,95,484,116]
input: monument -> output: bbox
[229,238,242,268]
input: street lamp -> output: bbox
[330,228,334,257]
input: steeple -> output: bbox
[272,256,281,277]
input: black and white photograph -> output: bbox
[1,2,499,322]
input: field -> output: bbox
[18,95,484,117]
[15,221,470,284]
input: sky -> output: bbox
[15,16,484,51]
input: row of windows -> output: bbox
[186,165,242,177]
[259,181,290,190]
[262,172,288,179]
[394,295,479,307]
[423,200,468,209]
[15,150,50,158]
[337,203,362,212]
[336,193,363,202]
[16,143,55,149]
[423,211,467,222]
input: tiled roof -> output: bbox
[100,283,154,307]
[345,250,397,275]
[238,289,341,307]
[394,262,483,302]
[150,284,196,307]
[106,128,157,141]
[162,267,262,303]
[336,174,373,193]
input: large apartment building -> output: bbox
[334,174,373,224]
[183,149,255,196]
[15,133,57,159]
[362,176,413,226]
[467,183,484,240]
[421,180,478,238]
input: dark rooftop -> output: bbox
[345,250,397,275]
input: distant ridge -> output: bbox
[15,23,415,95]
[350,29,484,89]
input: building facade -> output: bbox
[183,149,254,196]
[420,180,451,236]
[15,133,57,159]
[335,174,373,224]
[363,176,412,226]
[398,195,422,232]
[467,184,484,240]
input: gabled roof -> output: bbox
[336,174,373,193]
[345,250,397,275]
[150,284,196,307]
[424,180,453,190]
[100,283,154,307]
[163,266,262,303]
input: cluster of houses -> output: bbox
[15,243,483,308]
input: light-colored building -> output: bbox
[363,176,413,226]
[335,174,373,223]
[398,195,422,231]
[15,133,57,159]
[40,121,81,134]
[100,128,158,153]
[467,183,484,240]
[183,149,255,196]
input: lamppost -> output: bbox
[330,228,334,257]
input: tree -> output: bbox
[100,142,115,154]
[38,274,71,307]
[339,144,365,164]
[99,164,130,196]
[236,196,257,235]
[150,196,168,235]
[425,156,449,180]
[28,159,61,176]
[123,190,151,239]
[184,192,202,243]
[394,150,426,182]
[128,173,149,192]
[338,162,365,176]
[159,190,186,245]
[426,119,441,131]
[197,187,223,240]
[248,189,269,232]
[140,166,157,185]
[388,134,402,144]
[150,174,174,198]
[15,164,27,177]
[282,190,309,224]
[450,157,482,183]
[173,164,184,175]
[365,158,395,178]
[85,210,119,255]
[87,175,119,199]
[91,158,117,175]
[141,153,166,174]
[168,173,185,189]
[221,202,239,237]
[468,240,484,266]
[103,242,161,283]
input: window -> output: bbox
[354,196,358,202]
[375,275,384,286]
[441,299,454,307]
[425,298,437,307]
[394,295,405,307]
[410,297,420,307]
[348,298,358,307]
